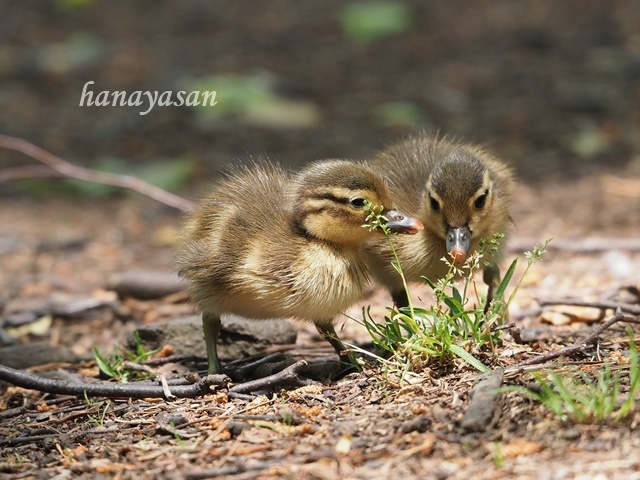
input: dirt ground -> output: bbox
[2,2,640,479]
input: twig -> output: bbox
[0,364,228,398]
[514,309,640,367]
[536,297,640,315]
[159,374,177,401]
[185,458,303,480]
[224,352,293,382]
[0,396,73,420]
[228,360,315,394]
[508,237,640,253]
[141,355,201,367]
[0,165,67,182]
[0,134,194,212]
[0,427,119,448]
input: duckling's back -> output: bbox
[181,162,288,242]
[178,162,288,304]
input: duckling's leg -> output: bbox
[316,323,358,366]
[391,289,410,310]
[202,312,222,374]
[482,263,501,314]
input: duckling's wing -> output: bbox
[177,160,301,312]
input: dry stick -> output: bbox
[0,134,194,212]
[536,297,640,315]
[508,237,640,253]
[0,426,120,448]
[0,364,228,399]
[0,165,66,182]
[141,354,201,367]
[228,360,315,394]
[514,310,640,368]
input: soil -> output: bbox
[1,2,640,479]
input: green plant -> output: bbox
[93,331,161,383]
[3,452,25,466]
[491,441,504,468]
[340,2,412,44]
[169,422,202,452]
[505,331,640,423]
[373,101,422,128]
[182,74,319,128]
[358,201,550,375]
[84,391,110,427]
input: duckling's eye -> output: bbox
[429,195,440,211]
[474,190,488,210]
[350,197,366,209]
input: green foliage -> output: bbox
[373,101,423,128]
[37,33,103,74]
[340,1,412,44]
[83,391,110,427]
[491,441,504,468]
[185,74,274,117]
[359,201,550,376]
[55,0,95,9]
[16,156,195,198]
[93,331,161,383]
[182,74,318,128]
[505,331,640,423]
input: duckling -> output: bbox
[177,159,423,374]
[363,135,514,309]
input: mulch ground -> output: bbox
[1,182,639,479]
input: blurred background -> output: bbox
[2,0,640,193]
[0,0,639,370]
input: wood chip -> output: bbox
[539,311,572,326]
[540,305,605,325]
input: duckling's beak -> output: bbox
[385,209,424,235]
[446,225,471,263]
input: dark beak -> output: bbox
[384,209,424,235]
[446,225,471,262]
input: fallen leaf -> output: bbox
[552,305,604,323]
[539,311,572,326]
[500,439,542,458]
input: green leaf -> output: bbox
[449,344,490,372]
[443,297,463,316]
[93,347,116,378]
[493,258,517,301]
[373,101,422,128]
[340,1,412,43]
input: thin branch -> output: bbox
[0,364,228,399]
[0,134,195,212]
[508,237,640,253]
[514,310,640,367]
[228,360,315,394]
[0,165,67,182]
[536,297,640,315]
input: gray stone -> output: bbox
[0,342,82,370]
[133,315,298,361]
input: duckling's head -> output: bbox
[293,160,423,247]
[421,146,513,262]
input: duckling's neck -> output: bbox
[294,213,365,250]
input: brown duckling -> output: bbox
[363,135,514,309]
[177,159,423,374]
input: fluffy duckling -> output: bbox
[363,135,514,309]
[177,159,423,374]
